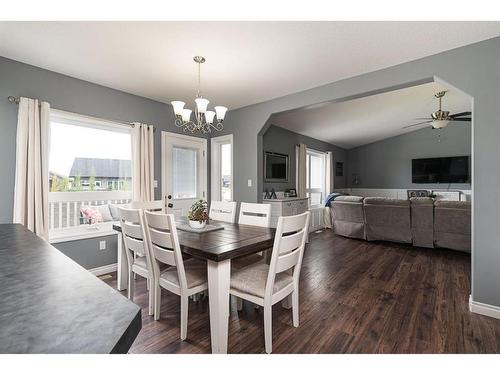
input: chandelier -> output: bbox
[171,56,228,133]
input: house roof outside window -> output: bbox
[69,158,131,178]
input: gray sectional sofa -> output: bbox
[330,196,471,252]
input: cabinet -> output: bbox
[263,197,309,228]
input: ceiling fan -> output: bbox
[403,91,471,130]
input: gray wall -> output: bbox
[0,55,209,224]
[347,122,471,190]
[53,235,118,270]
[225,36,500,308]
[263,125,347,192]
[0,56,208,270]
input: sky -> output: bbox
[221,142,231,176]
[49,122,131,176]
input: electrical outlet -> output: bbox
[247,179,252,187]
[154,180,158,188]
[99,240,106,250]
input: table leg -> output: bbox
[282,295,292,309]
[117,232,128,291]
[207,259,231,354]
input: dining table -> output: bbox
[113,218,275,354]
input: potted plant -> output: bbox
[188,199,209,229]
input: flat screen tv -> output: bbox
[264,152,289,182]
[412,156,469,184]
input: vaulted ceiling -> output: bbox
[270,82,471,149]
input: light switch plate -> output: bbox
[99,240,106,250]
[247,179,252,187]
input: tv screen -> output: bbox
[412,156,469,183]
[265,152,288,182]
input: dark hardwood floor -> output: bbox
[103,230,500,353]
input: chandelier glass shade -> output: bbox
[172,56,228,133]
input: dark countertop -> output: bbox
[0,224,141,353]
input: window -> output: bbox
[48,110,133,232]
[211,134,233,201]
[172,146,198,199]
[306,149,326,207]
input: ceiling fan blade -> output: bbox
[414,117,433,120]
[403,121,430,129]
[450,111,472,118]
[450,118,471,122]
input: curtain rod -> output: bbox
[7,95,155,132]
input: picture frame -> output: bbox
[407,189,430,199]
[288,188,297,197]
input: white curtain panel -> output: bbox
[132,123,154,201]
[296,143,307,198]
[13,97,51,240]
[325,151,333,193]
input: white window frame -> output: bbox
[211,134,234,201]
[48,109,133,240]
[305,148,327,208]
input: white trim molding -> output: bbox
[89,263,117,277]
[469,295,500,319]
[210,133,233,202]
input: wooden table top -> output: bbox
[0,224,141,353]
[113,219,275,262]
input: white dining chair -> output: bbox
[230,211,310,353]
[209,200,237,223]
[130,199,165,212]
[119,207,155,316]
[143,211,208,340]
[233,202,272,271]
[238,202,271,227]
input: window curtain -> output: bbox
[13,97,51,240]
[325,151,334,193]
[132,123,154,202]
[323,151,334,228]
[296,143,307,198]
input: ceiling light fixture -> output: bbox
[171,56,228,134]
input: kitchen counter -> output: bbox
[0,224,141,353]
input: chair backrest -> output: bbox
[209,200,237,223]
[119,207,153,273]
[130,200,165,212]
[143,211,188,289]
[265,211,310,299]
[238,202,271,227]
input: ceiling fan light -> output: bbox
[181,108,192,122]
[431,119,450,129]
[205,110,216,124]
[195,98,210,113]
[214,106,228,121]
[171,101,185,116]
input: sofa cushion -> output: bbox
[434,200,471,209]
[364,197,410,206]
[410,197,434,248]
[409,197,434,206]
[364,198,411,243]
[334,195,364,203]
[330,197,366,239]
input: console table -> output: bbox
[263,197,309,228]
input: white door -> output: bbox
[162,132,207,218]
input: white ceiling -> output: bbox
[270,82,471,149]
[0,22,499,110]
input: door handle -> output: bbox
[168,203,173,208]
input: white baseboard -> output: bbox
[469,295,500,319]
[89,263,117,276]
